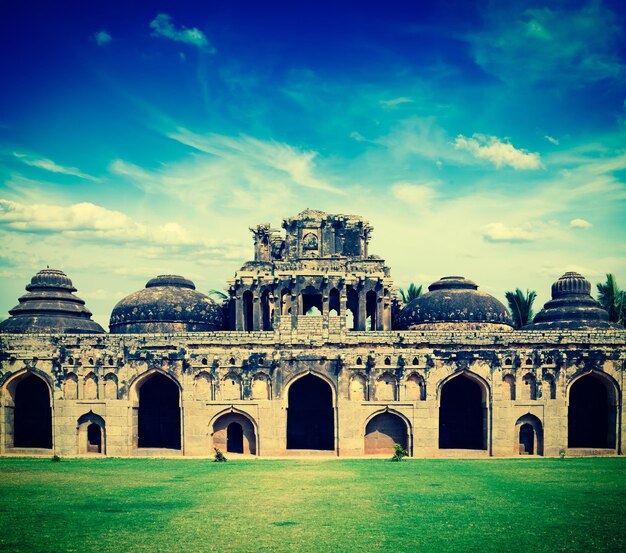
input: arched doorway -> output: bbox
[515,414,543,455]
[287,374,334,450]
[77,412,106,455]
[439,374,488,450]
[568,373,617,449]
[13,373,52,448]
[364,412,408,455]
[227,423,244,453]
[212,412,257,455]
[87,424,102,453]
[137,373,181,449]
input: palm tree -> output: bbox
[505,288,537,329]
[399,283,423,304]
[596,274,625,326]
[208,289,229,302]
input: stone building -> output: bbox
[0,210,624,458]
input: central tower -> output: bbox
[228,209,394,331]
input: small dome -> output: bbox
[397,276,513,330]
[525,272,618,330]
[0,268,105,334]
[109,275,223,333]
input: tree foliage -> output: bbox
[399,283,423,304]
[596,274,625,326]
[505,288,537,329]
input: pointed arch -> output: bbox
[63,373,78,400]
[77,412,106,455]
[515,413,543,456]
[210,408,258,455]
[83,372,98,400]
[364,408,412,455]
[376,372,397,401]
[349,373,368,401]
[251,372,271,400]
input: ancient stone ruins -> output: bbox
[0,209,624,458]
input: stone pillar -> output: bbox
[376,292,384,330]
[235,294,243,331]
[340,286,347,317]
[357,290,367,331]
[253,292,261,331]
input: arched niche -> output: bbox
[194,372,214,400]
[376,373,396,401]
[103,374,118,400]
[405,373,425,401]
[211,410,257,455]
[438,372,490,450]
[63,373,78,400]
[515,414,543,456]
[221,372,242,401]
[77,412,106,455]
[502,374,515,401]
[251,373,271,400]
[83,372,98,400]
[364,410,410,455]
[349,373,367,401]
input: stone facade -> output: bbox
[0,210,624,458]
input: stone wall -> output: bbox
[1,319,624,458]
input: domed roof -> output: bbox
[109,275,223,333]
[0,268,105,334]
[525,272,619,330]
[397,276,513,330]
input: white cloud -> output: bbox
[93,30,112,47]
[150,13,215,53]
[380,97,414,109]
[545,135,559,145]
[454,134,543,170]
[391,182,437,206]
[570,218,592,229]
[12,152,98,181]
[482,222,537,243]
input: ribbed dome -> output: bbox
[525,272,618,330]
[109,275,223,333]
[397,276,513,330]
[0,268,105,334]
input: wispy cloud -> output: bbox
[12,152,98,181]
[469,2,624,86]
[150,13,215,53]
[454,134,543,170]
[93,30,112,47]
[545,135,559,145]
[391,182,437,206]
[380,97,414,109]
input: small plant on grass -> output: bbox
[51,455,61,463]
[559,449,566,459]
[391,443,408,462]
[214,448,227,462]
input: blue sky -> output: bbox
[1,0,625,327]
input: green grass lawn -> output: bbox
[0,457,625,553]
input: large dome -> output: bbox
[525,272,619,330]
[109,275,223,333]
[0,268,105,334]
[397,276,513,330]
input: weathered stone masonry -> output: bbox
[0,209,624,457]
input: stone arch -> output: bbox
[2,370,53,450]
[251,373,271,400]
[438,371,490,451]
[210,409,257,455]
[129,370,182,450]
[376,372,396,401]
[567,371,618,449]
[349,373,368,401]
[83,372,98,400]
[63,372,78,400]
[103,373,118,400]
[329,288,340,315]
[242,290,254,331]
[221,372,242,401]
[521,373,537,401]
[405,372,425,401]
[285,372,335,451]
[515,413,543,456]
[366,290,377,330]
[77,412,106,455]
[364,409,411,455]
[502,374,516,400]
[280,288,292,316]
[194,372,214,400]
